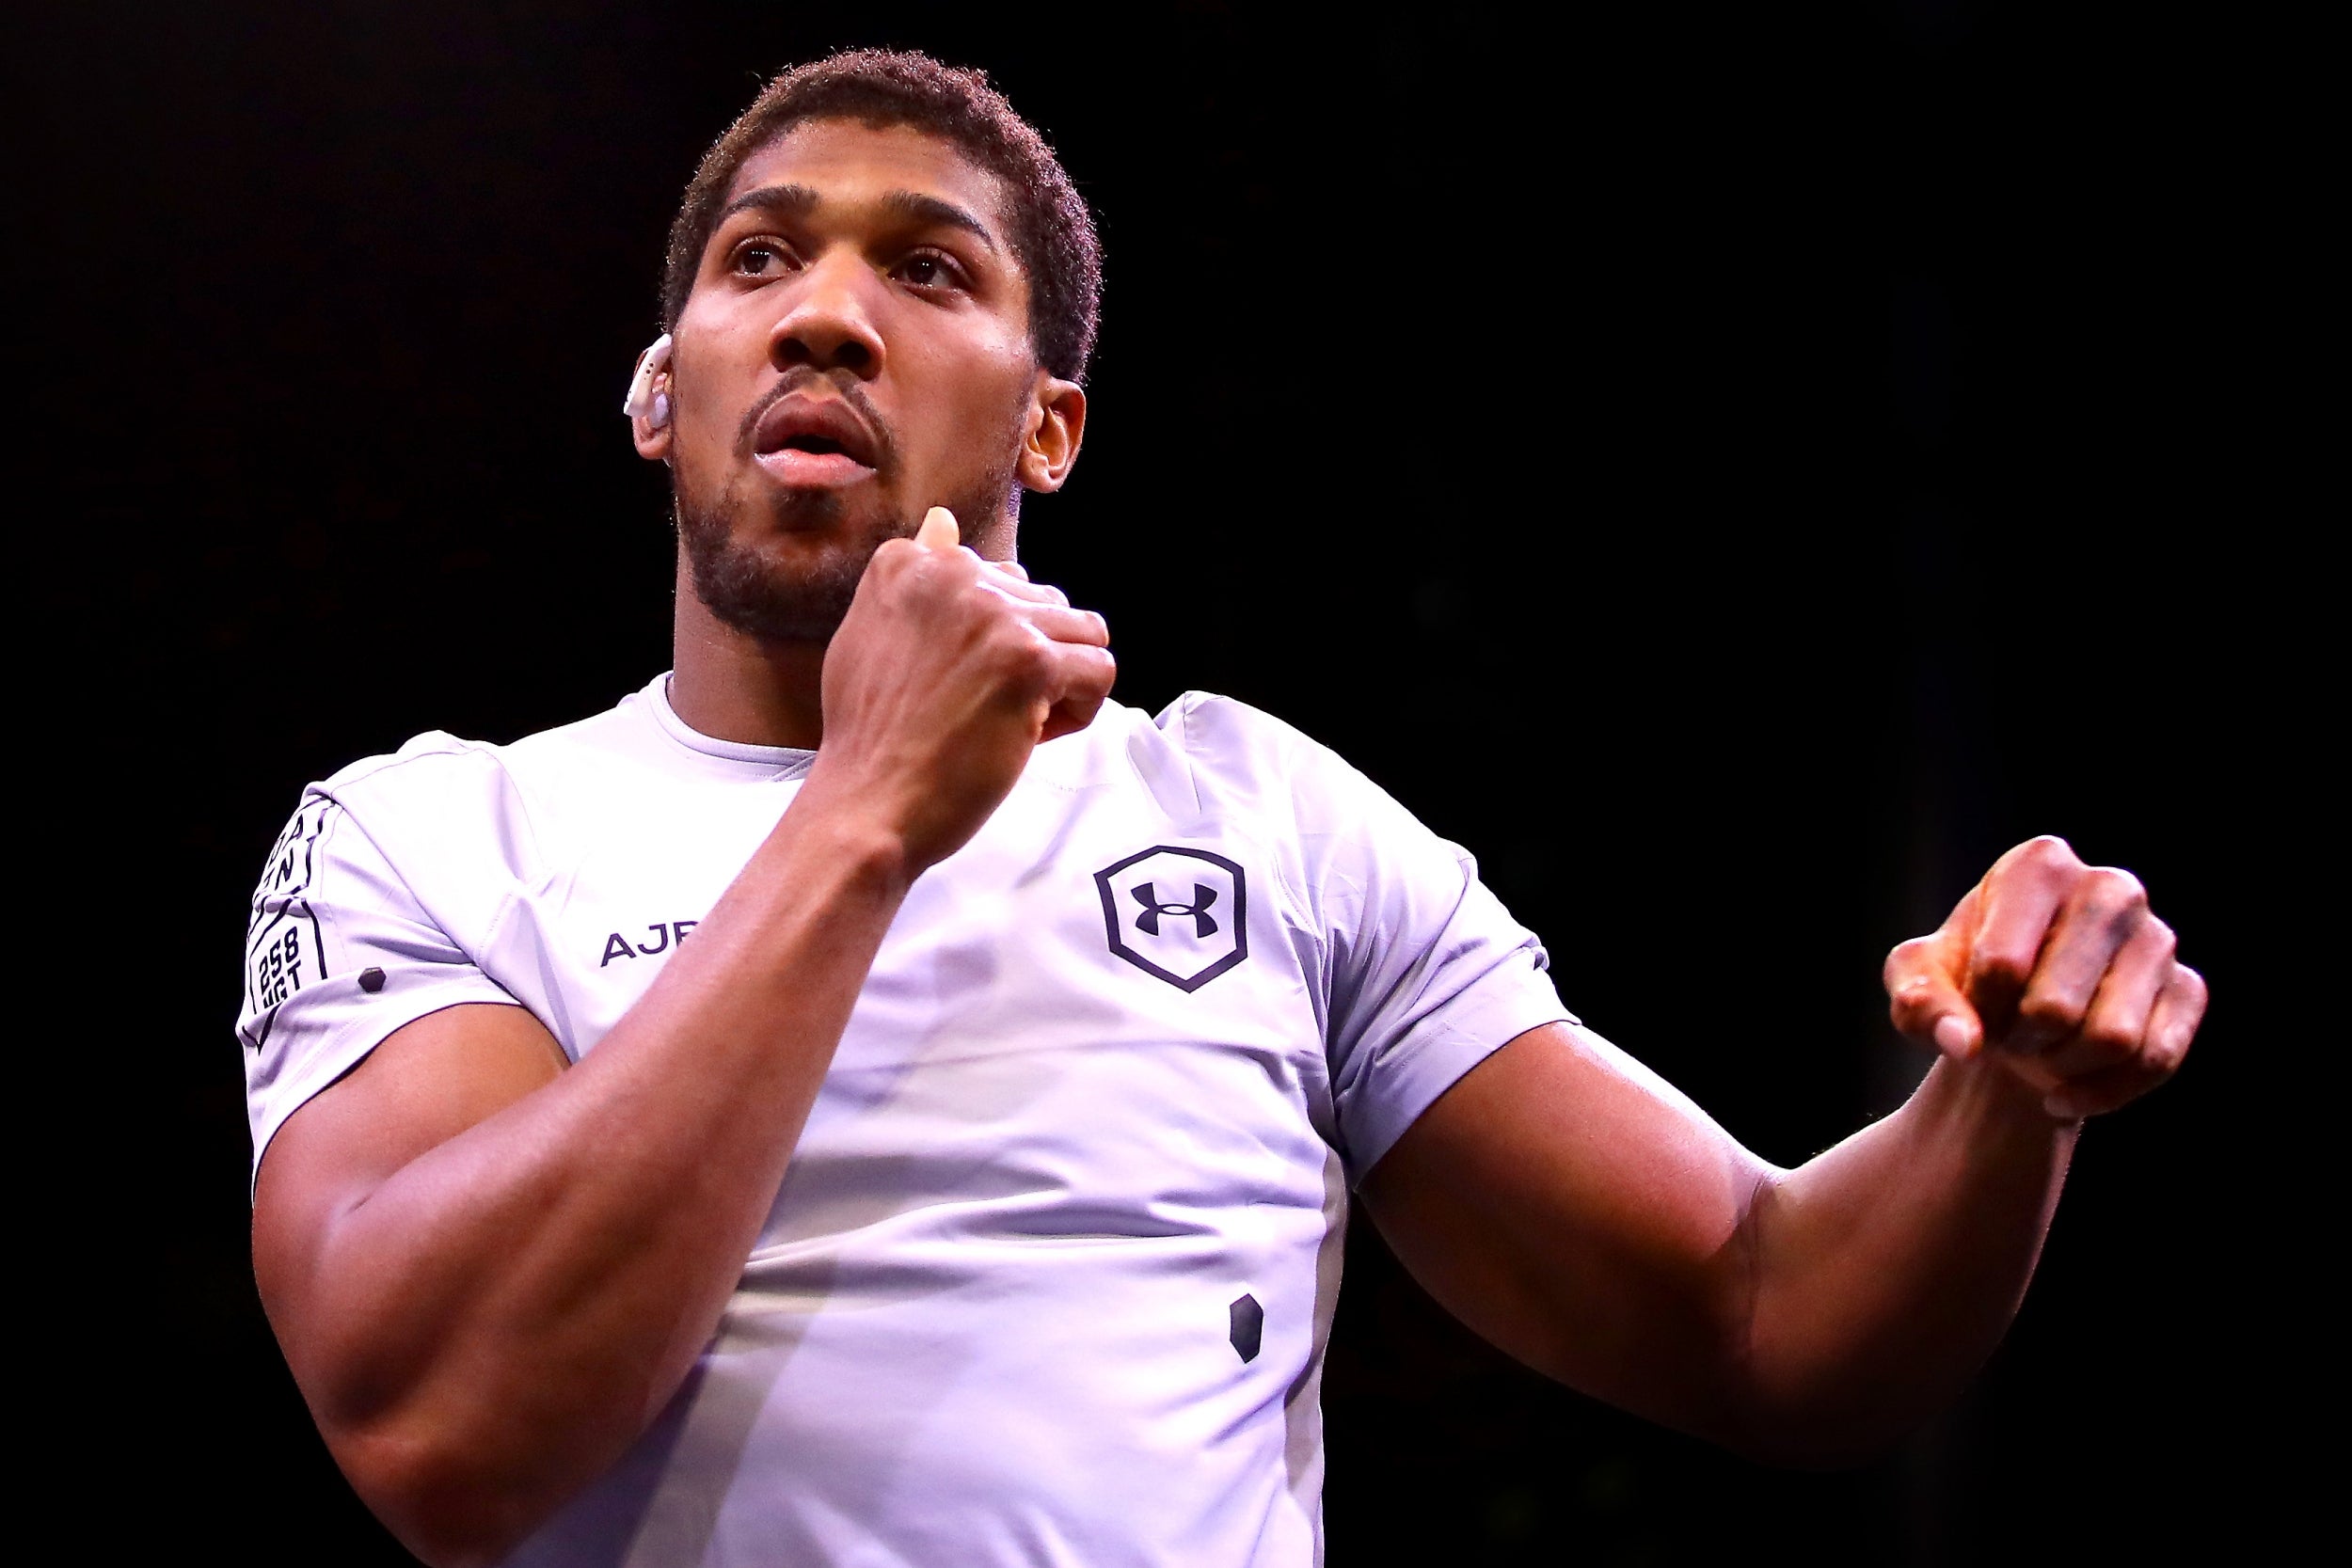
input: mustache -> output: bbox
[735,368,898,473]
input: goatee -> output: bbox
[675,467,1019,645]
[678,486,873,643]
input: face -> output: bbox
[640,119,1084,642]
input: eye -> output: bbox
[729,238,797,277]
[895,250,969,292]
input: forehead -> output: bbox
[723,119,1015,244]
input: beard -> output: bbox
[674,386,1025,645]
[677,485,897,644]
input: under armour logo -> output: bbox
[1133,881,1218,940]
[1094,847,1249,992]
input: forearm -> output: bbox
[1738,1053,2076,1461]
[282,786,911,1559]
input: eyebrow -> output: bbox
[879,191,999,252]
[718,183,1000,254]
[718,182,820,224]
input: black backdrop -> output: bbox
[23,3,2317,1562]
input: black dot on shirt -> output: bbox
[358,967,386,993]
[1229,1292,1263,1363]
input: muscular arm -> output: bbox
[1364,1026,2070,1462]
[1363,837,2205,1464]
[255,807,911,1563]
[252,514,1114,1566]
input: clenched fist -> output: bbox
[805,506,1117,875]
[1884,836,2208,1121]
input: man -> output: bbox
[241,49,2204,1568]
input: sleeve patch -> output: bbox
[240,798,337,1051]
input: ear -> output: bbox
[1015,374,1087,494]
[626,333,675,463]
[631,383,674,464]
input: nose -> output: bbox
[767,253,885,380]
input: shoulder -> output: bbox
[310,730,504,815]
[312,684,661,815]
[289,689,667,892]
[1132,690,1352,795]
[1151,690,1317,766]
[1073,691,1332,830]
[1142,691,1414,834]
[495,683,671,779]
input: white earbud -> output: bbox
[623,333,674,428]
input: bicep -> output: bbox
[253,1004,566,1331]
[1359,1021,1772,1439]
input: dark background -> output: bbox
[22,2,2317,1562]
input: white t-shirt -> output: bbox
[241,674,1574,1567]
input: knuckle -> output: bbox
[1883,937,1931,981]
[2077,1013,2139,1059]
[2122,1053,2170,1093]
[1884,980,1931,1022]
[1968,949,2031,992]
[2018,834,2075,870]
[1009,632,1056,681]
[2018,992,2086,1036]
[2083,866,2148,913]
[975,612,1022,654]
[2075,875,2150,941]
[2146,919,2178,963]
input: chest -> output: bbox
[474,765,1337,1221]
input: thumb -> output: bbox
[1884,937,1984,1061]
[915,506,961,551]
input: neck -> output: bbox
[667,550,830,749]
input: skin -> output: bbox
[1365,836,2205,1462]
[251,120,2207,1565]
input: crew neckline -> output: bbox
[644,673,818,771]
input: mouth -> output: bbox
[750,394,883,489]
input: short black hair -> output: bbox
[662,49,1103,382]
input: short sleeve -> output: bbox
[1295,746,1575,1185]
[238,786,516,1185]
